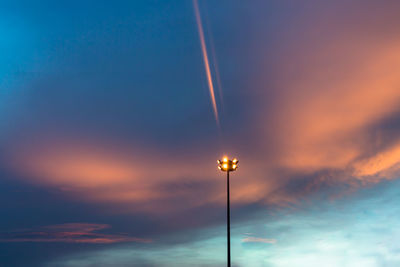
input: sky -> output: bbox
[2,0,400,266]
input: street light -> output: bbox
[217,156,239,267]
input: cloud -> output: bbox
[353,141,400,178]
[250,1,400,190]
[242,236,276,244]
[267,37,400,171]
[0,223,151,244]
[4,1,400,266]
[2,136,234,217]
[45,179,400,267]
[2,0,400,222]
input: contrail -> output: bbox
[204,11,224,111]
[193,0,220,127]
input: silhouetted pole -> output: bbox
[227,170,231,267]
[217,157,238,267]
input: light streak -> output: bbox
[193,0,220,127]
[205,13,224,110]
[209,39,224,111]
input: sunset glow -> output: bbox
[2,1,400,266]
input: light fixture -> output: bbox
[218,157,239,172]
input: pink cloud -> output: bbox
[252,2,400,186]
[0,223,151,244]
[4,2,400,215]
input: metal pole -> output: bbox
[227,170,231,267]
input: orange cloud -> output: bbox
[4,137,232,213]
[255,10,400,184]
[0,223,151,244]
[273,42,400,170]
[353,142,400,178]
[5,2,400,214]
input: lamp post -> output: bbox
[217,157,238,267]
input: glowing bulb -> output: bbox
[223,164,228,169]
[233,158,238,163]
[233,164,237,169]
[218,166,222,170]
[223,157,228,162]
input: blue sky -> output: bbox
[44,179,400,267]
[2,0,400,266]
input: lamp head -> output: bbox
[217,157,239,172]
